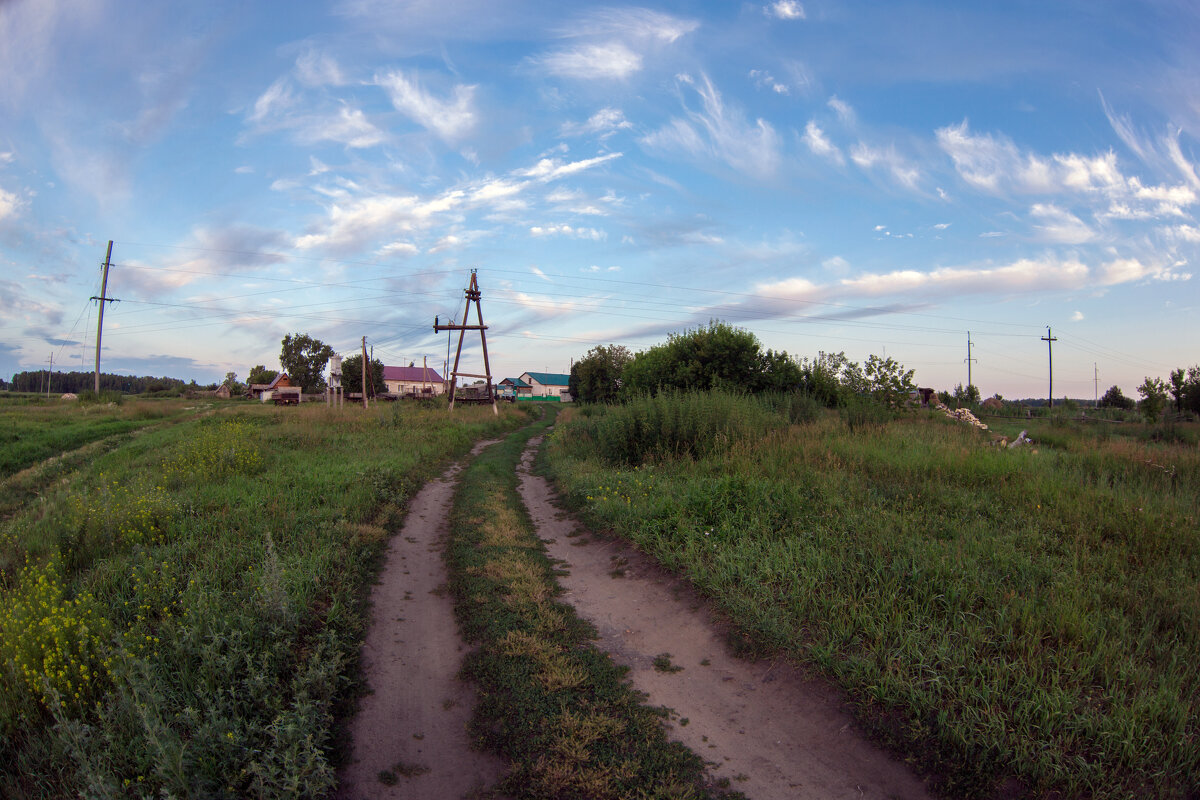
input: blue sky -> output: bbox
[1,0,1197,399]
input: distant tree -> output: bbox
[864,354,915,407]
[953,383,981,405]
[340,353,386,396]
[798,352,846,406]
[1099,384,1135,410]
[280,333,334,393]
[1138,376,1169,422]
[222,371,244,394]
[247,364,279,385]
[569,344,632,404]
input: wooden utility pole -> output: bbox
[45,353,53,398]
[91,241,117,394]
[361,337,369,409]
[1042,326,1057,409]
[964,331,977,391]
[434,270,498,415]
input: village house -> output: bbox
[383,365,445,396]
[248,373,298,402]
[497,377,532,399]
[518,371,572,402]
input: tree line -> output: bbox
[6,371,193,395]
[568,321,916,408]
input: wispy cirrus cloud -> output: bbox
[641,74,782,180]
[764,1,805,21]
[560,107,633,138]
[375,69,477,141]
[529,223,606,240]
[937,120,1196,217]
[851,142,920,189]
[534,43,642,80]
[804,120,843,164]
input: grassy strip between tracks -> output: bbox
[0,399,530,799]
[446,413,742,800]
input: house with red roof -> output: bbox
[383,364,445,396]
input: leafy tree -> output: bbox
[621,321,767,395]
[953,383,981,405]
[247,364,279,385]
[222,371,243,394]
[569,344,632,404]
[1099,384,1135,410]
[279,333,334,393]
[340,354,386,396]
[1138,376,1169,422]
[864,354,916,407]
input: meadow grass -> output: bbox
[545,396,1200,799]
[445,412,742,800]
[0,399,529,799]
[0,397,179,480]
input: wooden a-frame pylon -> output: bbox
[434,270,498,415]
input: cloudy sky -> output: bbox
[2,0,1198,399]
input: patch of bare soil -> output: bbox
[517,437,934,800]
[338,441,505,800]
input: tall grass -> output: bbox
[545,393,1200,799]
[0,401,529,798]
[558,390,786,466]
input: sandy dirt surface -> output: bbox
[338,442,506,800]
[517,437,934,800]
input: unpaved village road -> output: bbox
[338,441,506,800]
[517,435,934,800]
[339,431,933,800]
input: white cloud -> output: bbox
[377,241,418,257]
[295,50,347,87]
[765,1,805,20]
[298,105,386,149]
[804,120,843,164]
[529,223,605,240]
[1071,311,1084,321]
[1029,203,1095,244]
[531,266,550,281]
[838,257,1089,297]
[851,142,920,189]
[1163,224,1200,242]
[565,8,699,44]
[560,107,633,138]
[933,222,951,230]
[827,95,855,125]
[248,77,296,125]
[234,165,254,174]
[939,119,1198,222]
[749,69,789,95]
[376,70,477,141]
[0,186,22,220]
[536,43,643,80]
[518,153,622,181]
[641,74,782,180]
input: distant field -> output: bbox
[0,397,179,480]
[544,394,1200,799]
[0,398,529,799]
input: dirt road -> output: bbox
[516,436,934,800]
[338,443,505,800]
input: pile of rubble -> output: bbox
[934,403,988,431]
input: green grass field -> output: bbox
[544,394,1200,799]
[0,398,529,799]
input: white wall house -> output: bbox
[518,372,572,402]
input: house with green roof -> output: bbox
[498,376,532,399]
[519,371,572,402]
